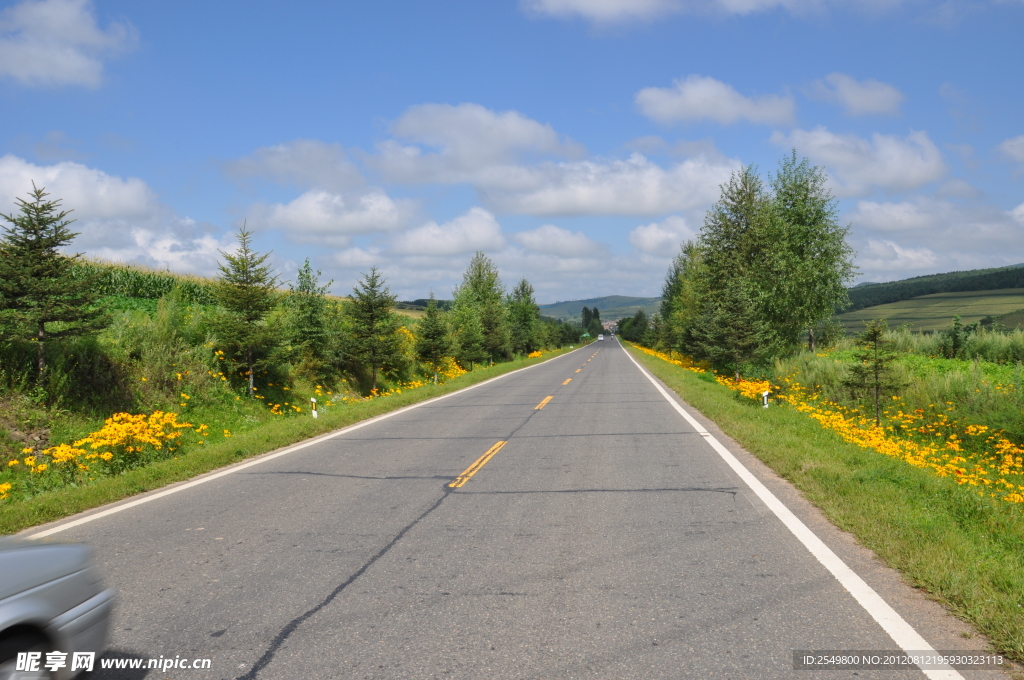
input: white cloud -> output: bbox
[482,153,739,216]
[225,139,364,192]
[635,75,795,126]
[860,239,938,272]
[332,246,381,269]
[523,0,906,23]
[846,196,1024,280]
[513,224,606,257]
[999,135,1024,163]
[0,0,136,87]
[522,0,680,22]
[247,189,413,247]
[1012,203,1024,225]
[809,73,905,116]
[629,215,696,253]
[392,207,506,256]
[0,154,225,274]
[771,127,946,197]
[373,103,583,184]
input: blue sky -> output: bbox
[0,0,1021,302]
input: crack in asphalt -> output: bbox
[236,401,548,679]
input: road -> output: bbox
[30,339,996,679]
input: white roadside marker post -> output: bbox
[311,397,318,418]
[762,390,770,408]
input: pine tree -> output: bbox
[508,278,540,355]
[288,258,333,378]
[453,306,487,370]
[346,267,402,393]
[212,228,283,397]
[453,252,509,363]
[843,320,905,425]
[0,184,108,386]
[415,293,453,383]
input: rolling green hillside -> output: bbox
[838,289,1024,332]
[539,295,661,322]
[847,264,1024,312]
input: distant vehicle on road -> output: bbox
[598,334,604,341]
[0,538,114,680]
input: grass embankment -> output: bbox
[0,347,574,536]
[626,344,1024,661]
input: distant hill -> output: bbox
[838,289,1024,332]
[847,264,1024,312]
[539,296,661,322]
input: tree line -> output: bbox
[631,152,856,378]
[0,185,584,406]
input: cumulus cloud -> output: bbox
[225,139,364,192]
[846,196,1024,280]
[0,154,226,273]
[247,189,413,247]
[771,127,946,197]
[372,102,583,184]
[859,239,938,273]
[513,224,606,257]
[0,0,136,87]
[999,135,1024,163]
[482,153,739,216]
[809,73,905,116]
[521,0,681,22]
[391,207,506,256]
[635,75,795,126]
[629,215,696,253]
[523,0,906,23]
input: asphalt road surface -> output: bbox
[30,340,999,679]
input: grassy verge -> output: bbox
[1,347,577,536]
[627,344,1024,661]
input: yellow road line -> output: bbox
[562,378,572,385]
[535,395,553,410]
[449,441,507,488]
[575,369,581,373]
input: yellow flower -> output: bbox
[21,447,33,454]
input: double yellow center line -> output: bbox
[449,440,507,488]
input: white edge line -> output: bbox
[621,344,963,680]
[27,347,585,540]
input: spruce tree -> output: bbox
[0,184,108,386]
[346,267,402,393]
[288,258,333,378]
[453,252,509,363]
[844,320,905,426]
[508,278,540,355]
[212,228,283,397]
[415,293,453,383]
[453,306,487,370]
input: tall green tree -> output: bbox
[346,267,403,393]
[288,258,333,378]
[0,184,108,386]
[453,252,509,363]
[581,306,593,328]
[689,165,784,364]
[659,241,704,352]
[768,151,856,350]
[507,278,540,355]
[212,228,284,397]
[415,293,453,383]
[452,306,487,370]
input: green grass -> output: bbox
[839,288,1024,332]
[0,347,577,536]
[628,344,1024,661]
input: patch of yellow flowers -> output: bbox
[2,411,203,501]
[633,343,1024,504]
